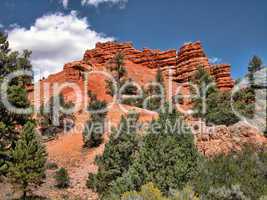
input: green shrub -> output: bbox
[39,94,75,138]
[204,88,255,126]
[121,183,199,200]
[46,162,58,170]
[206,185,249,200]
[121,183,167,200]
[83,94,107,148]
[193,147,267,200]
[190,66,218,119]
[144,68,165,111]
[104,105,200,198]
[87,112,141,196]
[171,185,199,200]
[191,67,255,126]
[205,91,239,126]
[54,168,70,188]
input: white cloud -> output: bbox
[81,0,127,7]
[7,11,114,80]
[0,24,4,28]
[60,0,128,9]
[209,57,222,64]
[62,0,69,9]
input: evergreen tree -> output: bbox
[248,56,264,87]
[0,32,33,175]
[156,67,164,84]
[193,146,267,200]
[120,78,144,108]
[83,93,108,148]
[190,66,217,119]
[191,66,255,126]
[145,68,165,111]
[87,112,140,197]
[106,52,127,97]
[8,121,47,198]
[104,104,200,199]
[39,94,75,139]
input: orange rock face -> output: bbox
[83,41,234,90]
[26,41,267,159]
[83,41,177,70]
[174,42,211,83]
[211,64,235,91]
[29,40,235,108]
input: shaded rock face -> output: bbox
[83,41,234,91]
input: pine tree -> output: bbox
[190,66,217,118]
[106,52,127,97]
[83,93,107,148]
[87,112,141,197]
[104,104,200,198]
[121,78,144,107]
[145,68,165,111]
[248,56,264,87]
[156,67,164,84]
[39,94,75,139]
[8,121,47,198]
[0,32,33,175]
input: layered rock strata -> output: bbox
[29,41,235,106]
[83,41,234,90]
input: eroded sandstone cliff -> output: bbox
[82,41,234,91]
[28,40,236,112]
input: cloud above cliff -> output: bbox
[61,0,128,9]
[209,57,222,64]
[81,0,128,8]
[62,0,69,8]
[7,11,114,79]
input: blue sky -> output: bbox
[0,0,266,79]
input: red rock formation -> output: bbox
[83,41,177,70]
[83,41,234,91]
[28,40,235,109]
[174,41,211,83]
[211,64,235,91]
[26,41,267,158]
[196,122,267,157]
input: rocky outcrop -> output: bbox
[33,41,234,96]
[83,41,234,91]
[174,41,210,83]
[196,122,267,156]
[63,61,92,82]
[29,40,235,107]
[83,41,177,69]
[211,64,235,91]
